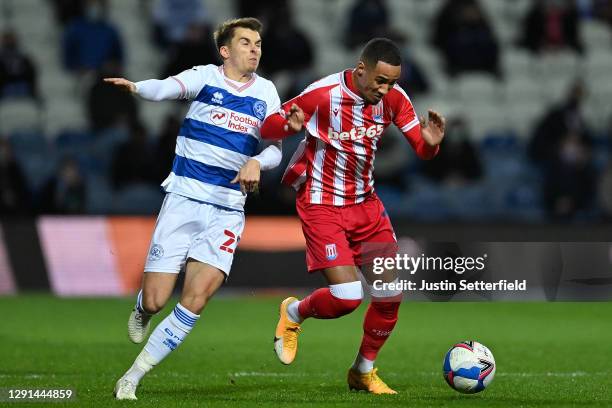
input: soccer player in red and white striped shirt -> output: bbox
[261,38,446,394]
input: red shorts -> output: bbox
[296,192,398,272]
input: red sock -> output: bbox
[358,300,401,360]
[298,288,361,319]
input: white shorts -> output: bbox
[144,193,245,276]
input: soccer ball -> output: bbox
[443,341,496,394]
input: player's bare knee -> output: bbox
[142,292,167,314]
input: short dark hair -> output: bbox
[360,38,401,68]
[213,17,263,51]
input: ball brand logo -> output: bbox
[210,108,228,125]
[325,243,338,261]
[328,124,384,141]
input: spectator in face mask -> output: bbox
[151,0,209,48]
[597,116,612,220]
[62,0,124,74]
[48,0,85,26]
[344,0,390,49]
[518,0,584,54]
[528,81,590,166]
[0,30,39,100]
[87,62,138,131]
[431,0,501,78]
[543,131,596,220]
[529,81,596,220]
[421,117,483,186]
[39,157,87,214]
[161,23,218,78]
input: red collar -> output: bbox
[344,69,360,95]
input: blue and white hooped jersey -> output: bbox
[161,64,281,211]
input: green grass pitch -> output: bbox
[1,295,611,407]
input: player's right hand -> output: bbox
[284,104,305,133]
[104,78,137,94]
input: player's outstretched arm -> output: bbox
[104,77,183,101]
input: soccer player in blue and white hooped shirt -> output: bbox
[105,18,292,400]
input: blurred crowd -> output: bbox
[0,0,611,222]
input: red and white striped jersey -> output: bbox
[281,69,437,206]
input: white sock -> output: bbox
[123,349,156,384]
[287,299,303,323]
[135,290,151,315]
[352,353,375,374]
[124,303,199,383]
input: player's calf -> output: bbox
[297,282,363,320]
[352,281,402,376]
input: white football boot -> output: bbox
[127,308,152,344]
[113,376,138,400]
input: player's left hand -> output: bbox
[420,109,446,147]
[231,159,261,195]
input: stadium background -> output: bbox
[0,0,611,297]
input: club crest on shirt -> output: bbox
[253,100,267,121]
[148,244,164,261]
[372,103,384,123]
[325,243,338,261]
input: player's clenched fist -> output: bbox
[104,77,137,94]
